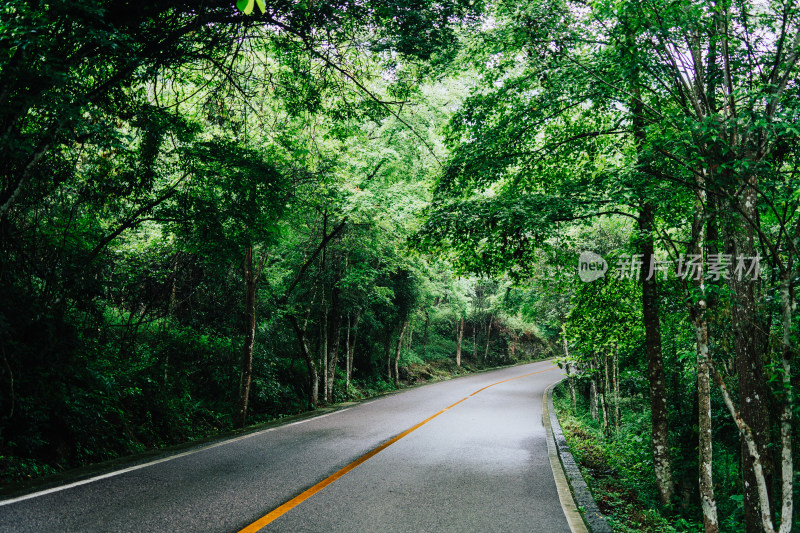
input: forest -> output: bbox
[1,0,799,532]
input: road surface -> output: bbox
[0,359,569,532]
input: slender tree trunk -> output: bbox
[483,314,493,361]
[639,201,673,506]
[325,289,342,404]
[289,314,318,407]
[235,245,257,428]
[690,177,718,533]
[472,319,477,360]
[344,314,351,391]
[696,315,718,533]
[423,310,429,356]
[589,359,598,421]
[599,393,608,432]
[563,333,576,409]
[602,354,610,434]
[163,254,179,385]
[394,318,409,388]
[385,328,393,381]
[2,344,14,419]
[346,311,361,390]
[456,317,464,367]
[613,345,620,430]
[320,304,328,404]
[778,276,794,533]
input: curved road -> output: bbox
[0,360,568,532]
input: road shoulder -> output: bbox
[543,381,613,533]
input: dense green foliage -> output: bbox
[0,0,552,487]
[418,1,800,532]
[2,1,800,532]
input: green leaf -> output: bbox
[236,0,255,15]
[255,0,266,14]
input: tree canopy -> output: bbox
[2,2,800,532]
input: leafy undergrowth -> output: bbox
[1,354,547,489]
[554,387,702,533]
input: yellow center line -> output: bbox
[238,365,558,532]
[469,367,556,396]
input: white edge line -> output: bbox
[0,408,349,506]
[1,359,557,507]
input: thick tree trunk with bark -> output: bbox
[235,245,257,428]
[629,52,673,503]
[708,358,779,533]
[639,201,673,506]
[726,209,772,533]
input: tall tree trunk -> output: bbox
[235,245,257,428]
[690,176,718,533]
[325,287,342,404]
[483,314,493,361]
[563,332,576,409]
[639,201,673,506]
[696,315,718,533]
[346,311,361,390]
[456,317,464,367]
[422,310,429,356]
[707,358,778,533]
[344,314,350,391]
[319,303,328,404]
[385,328,393,381]
[726,207,772,533]
[589,359,598,421]
[472,319,477,360]
[394,318,409,388]
[613,345,620,430]
[289,314,318,407]
[601,354,610,434]
[778,276,794,533]
[163,253,180,385]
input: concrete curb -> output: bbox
[544,381,613,533]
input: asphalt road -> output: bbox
[0,360,569,532]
